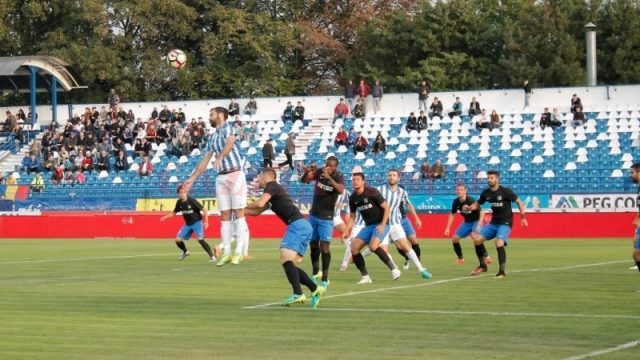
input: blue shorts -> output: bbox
[309,214,334,242]
[478,223,511,245]
[401,217,416,237]
[455,221,479,238]
[281,219,313,256]
[634,227,640,249]
[357,224,390,244]
[177,221,204,240]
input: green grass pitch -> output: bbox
[0,238,638,359]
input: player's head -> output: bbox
[209,106,229,127]
[352,172,365,191]
[324,156,340,175]
[176,185,188,200]
[259,168,276,188]
[455,183,467,198]
[630,163,640,184]
[387,169,401,186]
[486,170,500,188]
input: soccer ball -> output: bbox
[167,49,187,70]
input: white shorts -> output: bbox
[381,224,406,246]
[333,215,344,227]
[215,171,247,211]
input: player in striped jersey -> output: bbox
[377,169,432,279]
[184,106,249,267]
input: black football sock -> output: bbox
[475,244,487,268]
[396,248,409,261]
[198,239,213,257]
[497,246,506,273]
[282,261,303,295]
[479,243,489,258]
[411,243,421,259]
[453,242,463,259]
[352,252,369,276]
[298,267,317,292]
[374,247,395,270]
[636,261,640,272]
[321,250,331,282]
[175,240,187,253]
[310,241,321,275]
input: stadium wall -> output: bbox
[0,212,633,239]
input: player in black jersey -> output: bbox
[301,155,345,290]
[343,172,402,284]
[444,183,491,265]
[464,170,528,278]
[245,168,324,308]
[629,163,640,274]
[160,186,215,261]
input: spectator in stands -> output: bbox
[279,132,296,171]
[42,153,56,172]
[475,109,490,129]
[344,80,356,109]
[572,106,586,127]
[371,80,383,114]
[282,101,295,122]
[244,97,258,116]
[551,108,563,127]
[180,134,191,156]
[108,88,120,111]
[357,79,370,102]
[352,98,366,119]
[294,101,305,122]
[135,138,152,158]
[346,127,357,147]
[570,94,582,114]
[228,98,240,116]
[63,169,74,184]
[431,159,445,179]
[429,97,443,119]
[97,136,111,155]
[190,129,204,150]
[31,173,44,193]
[75,169,86,184]
[151,107,159,120]
[490,110,501,129]
[3,110,18,132]
[21,152,40,173]
[158,105,172,123]
[232,115,243,131]
[262,138,275,168]
[96,150,111,172]
[334,127,348,148]
[449,97,463,119]
[468,97,481,116]
[6,172,16,185]
[145,123,157,144]
[156,123,169,144]
[81,151,94,172]
[176,108,186,124]
[406,112,420,132]
[51,165,64,184]
[138,155,153,176]
[114,149,129,172]
[126,109,135,123]
[353,132,368,154]
[16,109,27,122]
[417,80,430,111]
[418,110,428,130]
[540,107,562,129]
[523,80,532,109]
[420,161,431,179]
[334,98,350,119]
[371,133,386,155]
[243,121,257,141]
[27,107,38,123]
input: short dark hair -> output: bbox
[487,170,500,177]
[631,163,640,171]
[326,155,339,166]
[176,185,184,193]
[211,106,229,120]
[352,172,365,180]
[261,167,276,180]
[388,169,401,176]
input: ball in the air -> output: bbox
[167,49,187,69]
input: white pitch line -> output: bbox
[252,307,640,320]
[0,247,277,265]
[564,340,640,360]
[243,260,629,309]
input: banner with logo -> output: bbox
[409,194,549,213]
[550,194,638,210]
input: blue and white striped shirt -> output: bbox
[205,123,245,173]
[377,184,408,225]
[334,189,349,218]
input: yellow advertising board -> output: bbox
[136,196,262,213]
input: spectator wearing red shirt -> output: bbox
[353,132,368,154]
[334,127,348,148]
[81,151,93,171]
[139,155,154,177]
[334,98,350,119]
[357,79,370,100]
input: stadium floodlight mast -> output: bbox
[585,22,597,87]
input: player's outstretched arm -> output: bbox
[160,211,175,222]
[444,213,455,236]
[406,200,422,229]
[515,198,528,228]
[245,192,272,216]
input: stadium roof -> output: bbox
[0,55,87,93]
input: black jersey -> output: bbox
[173,197,204,225]
[310,168,345,219]
[349,187,386,226]
[477,185,518,226]
[264,181,304,225]
[637,185,640,212]
[451,196,480,223]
